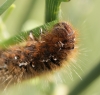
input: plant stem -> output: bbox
[45,0,70,23]
[0,20,57,48]
[2,4,16,22]
[0,0,15,15]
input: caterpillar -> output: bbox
[0,22,76,90]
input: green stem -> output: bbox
[2,4,16,22]
[68,62,100,95]
[0,0,15,15]
[45,0,70,23]
[0,20,58,48]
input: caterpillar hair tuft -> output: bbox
[0,22,77,90]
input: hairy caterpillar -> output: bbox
[0,22,76,90]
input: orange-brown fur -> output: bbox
[0,22,76,89]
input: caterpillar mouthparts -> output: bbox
[0,22,76,89]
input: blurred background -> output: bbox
[0,0,100,95]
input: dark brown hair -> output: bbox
[0,22,76,90]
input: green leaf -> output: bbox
[0,0,15,15]
[0,20,58,48]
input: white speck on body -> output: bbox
[41,60,45,62]
[59,48,61,51]
[19,62,28,66]
[29,32,34,40]
[32,64,35,68]
[53,58,57,61]
[40,28,43,34]
[14,56,17,60]
[40,41,45,43]
[74,38,75,41]
[46,59,49,62]
[41,59,49,62]
[51,56,57,61]
[59,41,64,47]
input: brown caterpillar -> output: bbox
[0,22,76,90]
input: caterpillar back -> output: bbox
[0,22,76,90]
